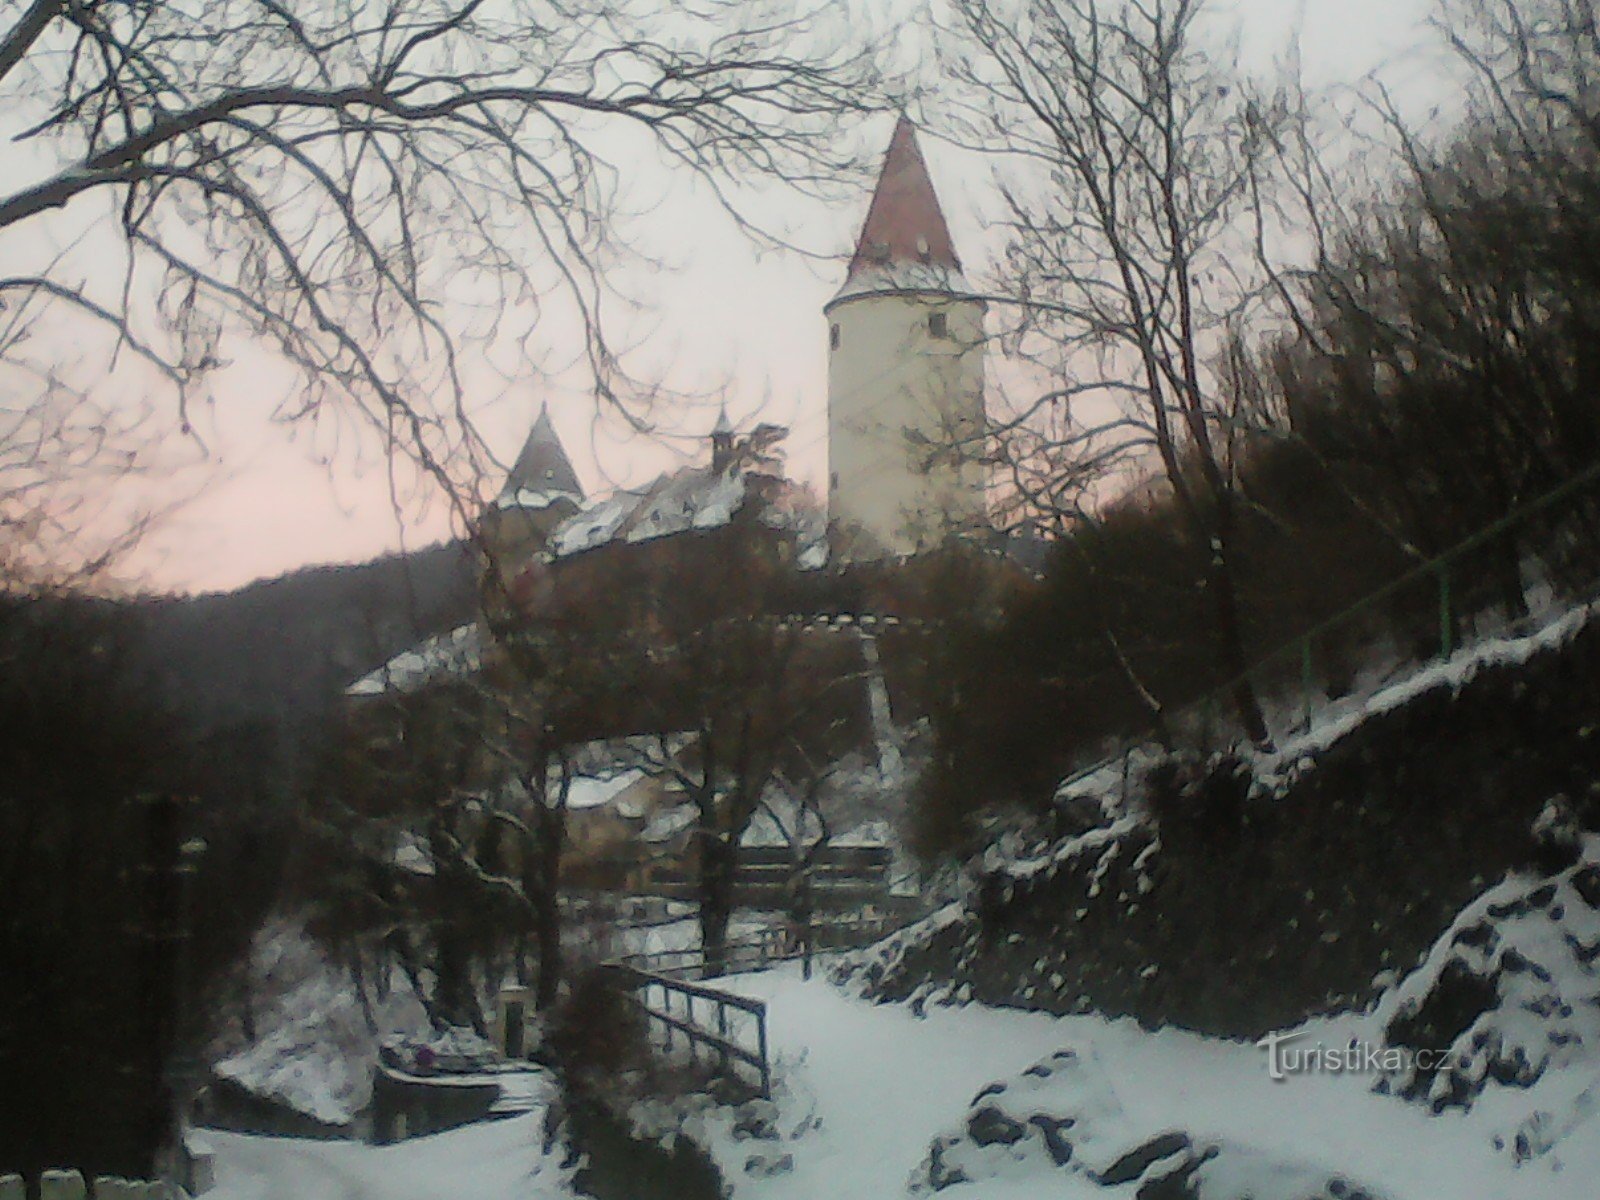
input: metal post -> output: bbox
[756,1006,771,1099]
[717,1001,730,1076]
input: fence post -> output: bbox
[756,1007,771,1099]
[1438,563,1454,659]
[717,1001,730,1077]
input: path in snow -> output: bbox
[699,968,1595,1200]
[705,970,1084,1198]
[199,1114,575,1200]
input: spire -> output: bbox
[845,117,961,284]
[500,403,583,504]
[711,403,735,472]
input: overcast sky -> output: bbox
[7,0,1444,595]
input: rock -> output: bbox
[1571,864,1600,909]
[743,1151,794,1177]
[1327,1178,1381,1200]
[733,1100,779,1141]
[1136,1155,1205,1200]
[1096,1131,1194,1187]
[920,1137,970,1192]
[967,1104,1026,1147]
[1028,1113,1076,1166]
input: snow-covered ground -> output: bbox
[201,908,1600,1200]
[639,963,1598,1200]
[198,1113,576,1200]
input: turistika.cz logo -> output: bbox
[1255,1029,1462,1081]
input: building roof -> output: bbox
[497,405,583,509]
[832,117,967,309]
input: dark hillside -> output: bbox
[133,539,477,734]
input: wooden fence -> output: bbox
[622,965,772,1099]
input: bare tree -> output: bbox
[0,0,883,517]
[939,0,1289,743]
[0,301,179,586]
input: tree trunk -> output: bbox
[428,814,481,1031]
[532,806,563,1012]
[1207,511,1272,748]
[699,834,737,979]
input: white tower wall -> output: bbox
[826,290,986,557]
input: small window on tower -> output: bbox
[830,323,841,350]
[929,311,949,339]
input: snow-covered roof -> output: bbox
[493,487,578,513]
[565,768,646,812]
[548,466,748,559]
[345,623,481,697]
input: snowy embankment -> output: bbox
[209,920,435,1128]
[854,596,1600,1035]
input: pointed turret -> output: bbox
[825,117,988,558]
[846,116,960,281]
[711,403,735,472]
[499,404,583,506]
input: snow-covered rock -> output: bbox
[912,1044,1388,1199]
[1373,839,1600,1112]
[209,920,434,1127]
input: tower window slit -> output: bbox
[928,311,949,339]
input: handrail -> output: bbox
[621,964,772,1098]
[624,964,766,1014]
[1054,456,1600,794]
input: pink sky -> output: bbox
[1,0,1439,596]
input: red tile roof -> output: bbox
[846,117,961,282]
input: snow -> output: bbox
[1247,597,1599,796]
[548,467,749,559]
[345,624,481,697]
[1367,837,1600,1114]
[493,487,576,511]
[211,921,433,1127]
[564,767,645,812]
[1044,597,1600,819]
[648,963,1597,1199]
[640,801,697,844]
[200,1113,577,1200]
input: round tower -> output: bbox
[825,118,987,560]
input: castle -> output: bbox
[482,116,989,575]
[349,118,1000,702]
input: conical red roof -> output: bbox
[846,117,960,282]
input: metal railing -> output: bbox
[619,910,914,981]
[1056,458,1600,798]
[622,965,772,1099]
